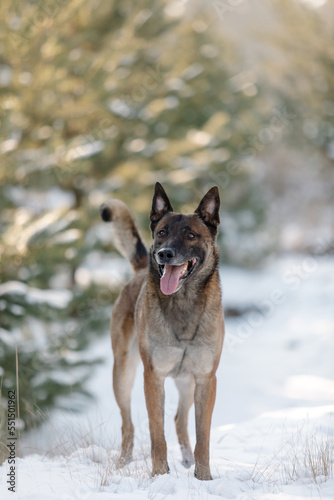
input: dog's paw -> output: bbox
[194,465,212,481]
[116,454,132,468]
[151,463,170,477]
[182,457,194,469]
[181,450,195,469]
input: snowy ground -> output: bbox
[1,255,334,499]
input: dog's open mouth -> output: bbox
[159,258,197,295]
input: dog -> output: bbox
[100,183,225,480]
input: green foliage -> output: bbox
[263,0,334,157]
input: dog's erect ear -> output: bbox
[194,186,220,235]
[150,182,173,236]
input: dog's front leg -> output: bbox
[143,366,169,476]
[194,374,217,480]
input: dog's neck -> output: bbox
[147,247,221,340]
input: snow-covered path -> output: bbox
[1,256,334,499]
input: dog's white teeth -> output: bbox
[180,263,188,277]
[162,266,166,277]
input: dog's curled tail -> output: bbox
[100,199,148,274]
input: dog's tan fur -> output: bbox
[100,183,225,480]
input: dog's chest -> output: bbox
[149,331,217,377]
[137,282,224,377]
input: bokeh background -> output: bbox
[0,0,333,446]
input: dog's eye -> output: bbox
[187,232,196,240]
[158,229,166,237]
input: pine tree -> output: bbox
[0,0,272,430]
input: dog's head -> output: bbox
[150,182,220,296]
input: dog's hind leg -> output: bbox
[174,375,195,468]
[112,312,140,466]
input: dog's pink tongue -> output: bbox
[160,264,186,295]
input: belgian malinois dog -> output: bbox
[100,183,225,480]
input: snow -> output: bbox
[5,186,75,214]
[74,251,131,288]
[109,99,134,118]
[65,140,104,162]
[0,281,72,309]
[1,256,333,499]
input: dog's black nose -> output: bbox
[158,248,175,263]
